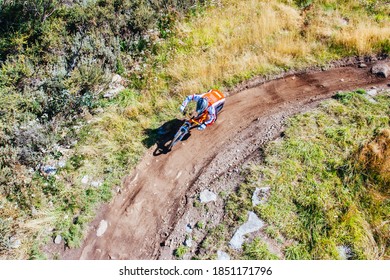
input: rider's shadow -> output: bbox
[143,118,191,156]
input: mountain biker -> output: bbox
[179,89,225,131]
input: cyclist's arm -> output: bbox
[181,94,202,108]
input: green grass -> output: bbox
[253,92,389,259]
[242,238,279,260]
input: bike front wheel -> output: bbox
[168,129,185,150]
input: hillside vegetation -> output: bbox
[0,0,389,259]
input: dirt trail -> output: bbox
[56,59,389,260]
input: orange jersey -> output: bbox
[202,89,225,107]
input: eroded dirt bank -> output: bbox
[49,58,389,260]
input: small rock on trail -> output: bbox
[96,220,108,237]
[371,62,390,78]
[199,190,217,203]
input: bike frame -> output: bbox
[168,114,205,150]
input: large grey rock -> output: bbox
[199,190,217,203]
[371,63,390,78]
[96,220,108,237]
[366,89,378,96]
[229,211,264,250]
[217,250,230,260]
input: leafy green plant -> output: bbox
[174,245,188,259]
[196,221,204,229]
[0,218,12,253]
[295,0,313,9]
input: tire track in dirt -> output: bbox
[53,59,389,260]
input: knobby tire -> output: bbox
[168,129,185,150]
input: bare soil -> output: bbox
[45,57,390,260]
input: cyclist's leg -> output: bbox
[215,100,225,115]
[216,103,224,114]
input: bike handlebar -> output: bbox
[191,118,201,126]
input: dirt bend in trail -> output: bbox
[58,59,389,260]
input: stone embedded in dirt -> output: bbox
[358,63,367,68]
[363,94,377,104]
[104,85,125,99]
[96,220,108,237]
[338,18,349,26]
[337,245,353,260]
[54,235,62,244]
[371,63,390,78]
[91,180,103,188]
[111,74,123,84]
[229,211,264,250]
[252,187,271,206]
[104,74,125,99]
[31,206,38,216]
[81,175,89,184]
[184,237,192,248]
[199,190,217,203]
[217,250,230,260]
[185,224,192,233]
[42,165,57,175]
[367,89,378,96]
[9,236,21,249]
[57,160,66,168]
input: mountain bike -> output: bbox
[167,113,205,150]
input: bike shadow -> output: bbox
[143,118,191,156]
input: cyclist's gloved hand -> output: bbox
[179,105,185,113]
[197,124,206,131]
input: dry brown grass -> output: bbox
[332,20,390,54]
[165,0,390,95]
[359,129,390,183]
[167,0,305,94]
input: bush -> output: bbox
[174,245,188,259]
[0,218,12,253]
[295,0,313,9]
